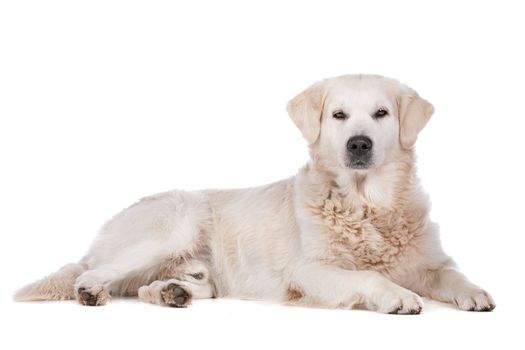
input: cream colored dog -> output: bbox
[15,74,495,314]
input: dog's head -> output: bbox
[287,75,434,172]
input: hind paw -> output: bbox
[161,283,192,308]
[76,286,109,306]
[138,280,193,307]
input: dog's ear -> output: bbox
[287,81,326,144]
[397,85,434,150]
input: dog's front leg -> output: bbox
[290,263,423,314]
[416,264,496,311]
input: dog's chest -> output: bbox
[312,197,418,271]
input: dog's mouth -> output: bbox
[346,154,373,170]
[349,160,370,169]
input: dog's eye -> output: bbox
[374,108,388,118]
[332,111,347,120]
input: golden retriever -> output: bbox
[15,74,495,313]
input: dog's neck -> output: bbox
[299,151,416,210]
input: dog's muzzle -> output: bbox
[346,135,373,169]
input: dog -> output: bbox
[15,74,495,313]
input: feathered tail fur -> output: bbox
[14,263,86,301]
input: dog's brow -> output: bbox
[371,103,389,113]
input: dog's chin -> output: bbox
[345,159,374,171]
[349,160,370,170]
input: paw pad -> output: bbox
[161,283,191,307]
[77,287,107,306]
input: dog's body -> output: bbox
[15,75,495,313]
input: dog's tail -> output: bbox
[14,263,86,302]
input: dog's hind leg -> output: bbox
[72,190,211,306]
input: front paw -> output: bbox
[453,289,495,312]
[374,287,423,315]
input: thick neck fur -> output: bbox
[295,149,430,272]
[298,150,417,211]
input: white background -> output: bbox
[1,0,524,349]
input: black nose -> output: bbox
[347,135,373,156]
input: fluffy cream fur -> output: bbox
[15,74,495,313]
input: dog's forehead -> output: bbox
[326,77,396,110]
